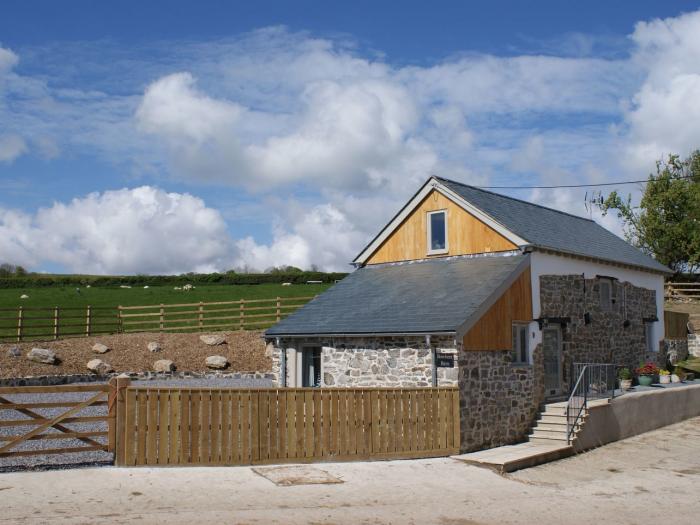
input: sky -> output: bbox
[1,0,700,275]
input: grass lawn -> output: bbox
[0,283,332,310]
[0,283,333,341]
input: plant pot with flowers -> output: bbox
[636,362,659,386]
[659,369,671,384]
[618,367,633,391]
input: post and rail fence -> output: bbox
[0,296,314,343]
[665,282,700,299]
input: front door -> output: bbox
[543,327,562,397]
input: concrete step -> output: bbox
[529,436,570,445]
[538,414,568,424]
[534,422,576,432]
[529,429,569,441]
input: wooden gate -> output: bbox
[0,383,113,461]
[114,384,460,466]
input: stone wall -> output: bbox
[271,335,458,388]
[458,345,544,452]
[539,275,657,387]
[689,334,700,358]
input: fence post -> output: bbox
[112,377,131,465]
[53,306,59,340]
[159,304,164,332]
[117,306,123,333]
[198,302,204,331]
[85,305,92,337]
[16,306,23,342]
[239,299,245,331]
[276,297,281,322]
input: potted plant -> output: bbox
[618,367,633,390]
[636,362,659,386]
[672,366,686,383]
[659,369,671,384]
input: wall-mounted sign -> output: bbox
[435,352,455,368]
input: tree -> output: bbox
[598,151,700,274]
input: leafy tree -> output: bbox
[598,151,700,274]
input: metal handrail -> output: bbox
[566,363,617,443]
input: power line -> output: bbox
[473,174,695,190]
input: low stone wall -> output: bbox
[0,371,275,388]
[457,345,544,453]
[574,383,700,452]
[272,335,458,388]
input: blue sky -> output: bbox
[1,1,700,274]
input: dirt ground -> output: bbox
[1,417,699,524]
[0,330,270,378]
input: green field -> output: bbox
[0,283,332,341]
[0,283,332,310]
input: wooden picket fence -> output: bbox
[0,383,113,460]
[114,382,460,466]
[0,296,314,342]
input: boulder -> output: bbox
[92,343,110,354]
[205,355,229,369]
[153,359,175,373]
[27,348,57,364]
[6,346,21,358]
[200,334,226,346]
[87,359,113,374]
[147,342,162,353]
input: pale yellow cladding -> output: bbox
[366,189,517,265]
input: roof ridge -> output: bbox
[433,175,597,223]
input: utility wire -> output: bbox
[473,174,695,190]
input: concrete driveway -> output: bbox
[1,417,699,524]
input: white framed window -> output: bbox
[511,323,529,365]
[427,210,448,255]
[600,280,612,311]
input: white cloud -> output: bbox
[0,134,27,163]
[623,10,700,171]
[0,187,233,274]
[0,46,18,75]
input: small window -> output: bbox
[301,347,322,387]
[600,280,612,311]
[427,210,448,255]
[511,323,529,365]
[645,322,656,354]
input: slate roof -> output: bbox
[266,254,527,337]
[435,177,670,274]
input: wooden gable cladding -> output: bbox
[462,266,533,351]
[365,189,517,265]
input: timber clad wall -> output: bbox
[462,267,533,351]
[366,190,516,265]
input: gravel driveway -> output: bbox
[0,376,274,471]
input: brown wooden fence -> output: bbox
[0,296,314,342]
[665,309,690,339]
[0,383,112,460]
[666,282,700,299]
[114,383,460,467]
[0,305,120,342]
[117,296,313,334]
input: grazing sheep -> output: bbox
[20,294,29,299]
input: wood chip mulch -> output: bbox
[0,330,271,379]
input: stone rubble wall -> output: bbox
[539,275,657,388]
[271,335,458,388]
[458,345,544,452]
[689,334,700,358]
